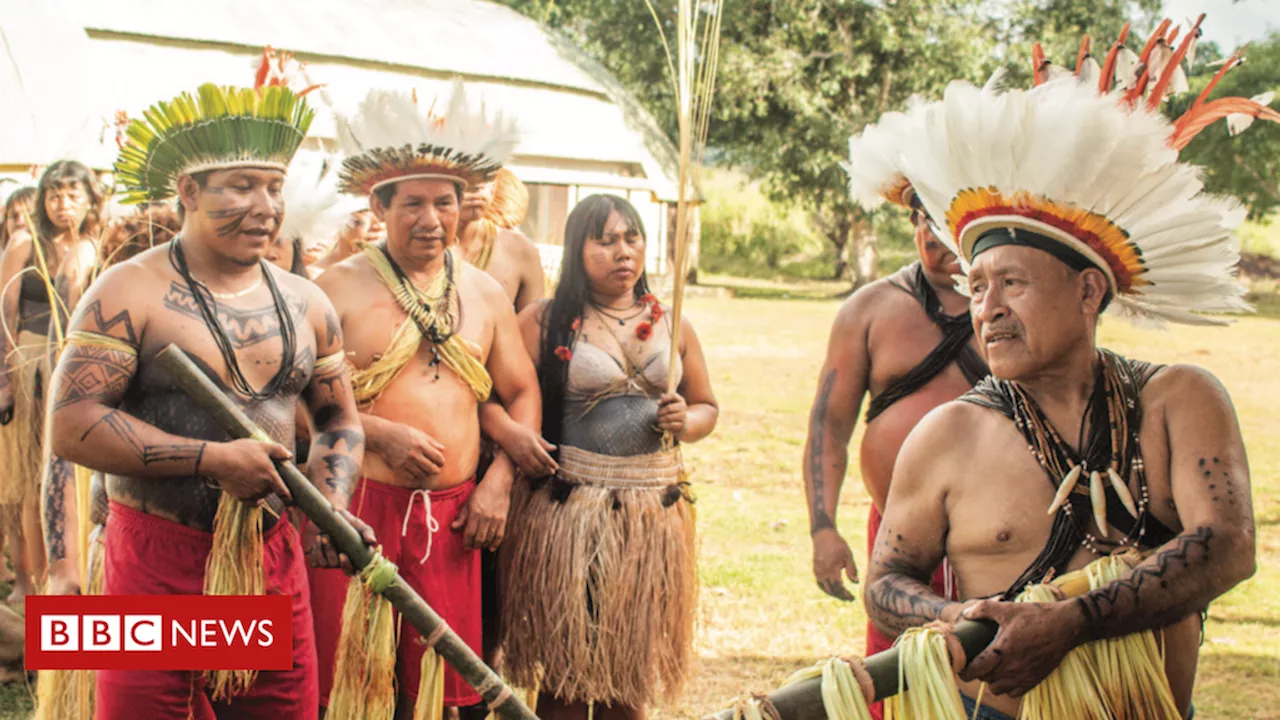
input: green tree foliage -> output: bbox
[502,1,1280,280]
[505,0,993,283]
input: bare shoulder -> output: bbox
[1143,362,1234,413]
[1,231,33,266]
[70,251,170,333]
[901,399,996,469]
[314,251,373,294]
[496,228,540,261]
[834,272,911,327]
[459,256,509,307]
[518,297,552,327]
[102,244,173,288]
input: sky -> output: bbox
[1161,0,1277,50]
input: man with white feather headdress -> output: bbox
[861,16,1273,720]
[307,81,542,718]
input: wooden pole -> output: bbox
[155,344,539,720]
[703,619,998,720]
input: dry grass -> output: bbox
[668,294,1280,720]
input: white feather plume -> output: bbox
[337,79,520,194]
[1227,91,1276,136]
[279,151,364,251]
[897,77,1248,327]
[842,104,924,209]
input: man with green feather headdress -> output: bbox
[46,82,375,719]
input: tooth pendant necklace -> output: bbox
[1047,462,1140,539]
[1009,349,1152,558]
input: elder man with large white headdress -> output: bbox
[863,18,1271,720]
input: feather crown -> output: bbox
[337,80,519,197]
[898,76,1249,327]
[114,83,314,204]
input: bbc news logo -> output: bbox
[27,595,291,671]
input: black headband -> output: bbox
[970,226,1097,273]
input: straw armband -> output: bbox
[64,330,138,356]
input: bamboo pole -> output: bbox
[703,620,998,720]
[155,343,539,720]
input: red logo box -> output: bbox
[26,595,292,671]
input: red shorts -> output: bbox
[866,504,954,720]
[309,478,481,708]
[96,501,318,720]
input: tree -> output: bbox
[502,1,1215,285]
[505,0,994,284]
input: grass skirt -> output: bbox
[498,445,696,708]
[0,333,47,505]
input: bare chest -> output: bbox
[342,281,493,377]
[866,297,978,399]
[136,283,316,400]
[945,403,1182,599]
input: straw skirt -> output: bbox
[498,446,697,708]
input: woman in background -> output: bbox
[0,161,102,603]
[498,194,718,720]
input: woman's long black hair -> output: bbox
[538,194,650,451]
[32,160,104,260]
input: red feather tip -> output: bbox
[1075,35,1091,76]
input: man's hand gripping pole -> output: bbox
[156,343,539,720]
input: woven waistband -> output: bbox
[557,445,683,489]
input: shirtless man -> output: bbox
[309,208,384,273]
[47,83,371,719]
[864,76,1256,720]
[803,199,986,719]
[312,86,541,718]
[457,169,545,312]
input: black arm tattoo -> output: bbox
[808,369,837,534]
[866,561,951,637]
[319,455,360,497]
[80,300,139,345]
[43,457,73,562]
[53,345,136,411]
[316,428,363,452]
[80,410,205,471]
[1074,526,1215,641]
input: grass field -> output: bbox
[669,293,1280,720]
[0,291,1277,718]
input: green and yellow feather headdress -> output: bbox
[114,83,315,204]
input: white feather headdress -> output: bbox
[336,80,519,196]
[842,106,921,210]
[898,77,1249,327]
[279,152,363,252]
[870,14,1280,327]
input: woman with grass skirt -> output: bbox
[0,161,102,604]
[494,194,719,720]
